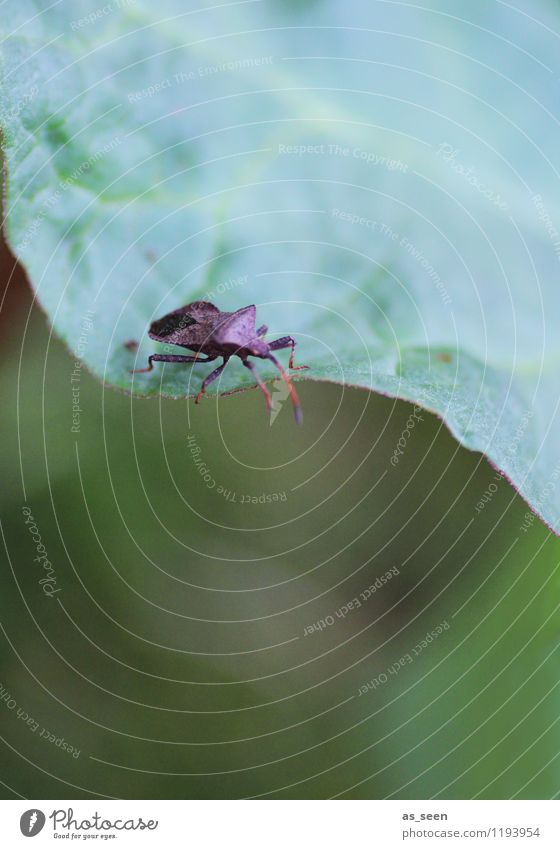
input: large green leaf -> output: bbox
[2,0,560,530]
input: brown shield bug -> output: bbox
[131,301,308,423]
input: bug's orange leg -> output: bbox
[243,359,272,411]
[268,336,308,371]
[267,354,303,425]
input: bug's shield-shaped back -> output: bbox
[148,301,218,345]
[213,305,257,348]
[149,309,197,345]
[182,301,221,322]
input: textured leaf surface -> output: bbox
[1,0,560,529]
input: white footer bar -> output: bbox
[0,799,558,848]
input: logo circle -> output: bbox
[19,810,46,837]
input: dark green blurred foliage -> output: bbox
[1,284,559,800]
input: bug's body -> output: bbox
[132,301,307,423]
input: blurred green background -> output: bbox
[1,240,559,800]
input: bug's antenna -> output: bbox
[266,353,303,425]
